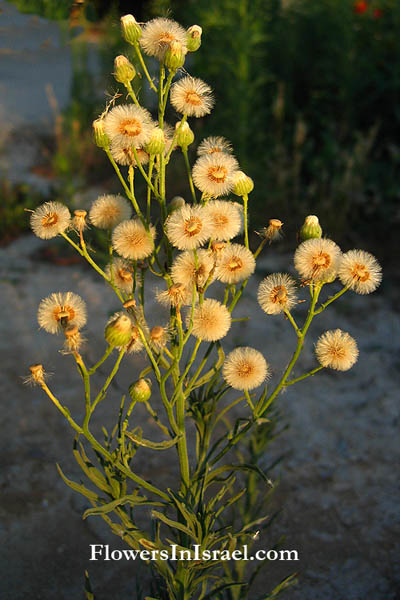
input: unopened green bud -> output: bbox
[187,25,202,52]
[114,55,136,85]
[175,121,194,149]
[232,171,254,196]
[164,41,186,71]
[168,196,185,213]
[129,378,151,403]
[121,14,142,44]
[92,118,109,149]
[105,314,133,347]
[145,127,165,155]
[300,215,322,241]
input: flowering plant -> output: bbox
[27,14,382,599]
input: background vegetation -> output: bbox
[3,0,399,260]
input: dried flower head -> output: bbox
[103,104,153,149]
[261,219,284,243]
[150,325,169,350]
[140,17,187,60]
[62,324,85,353]
[30,202,71,239]
[171,249,215,289]
[89,194,132,229]
[156,282,192,308]
[105,257,134,294]
[126,326,144,354]
[315,329,359,371]
[170,76,214,118]
[38,292,87,334]
[294,238,341,282]
[338,250,382,295]
[112,219,156,260]
[166,205,212,250]
[24,364,48,386]
[110,142,150,167]
[73,210,87,232]
[189,299,231,342]
[197,136,233,156]
[205,200,242,241]
[223,347,269,391]
[258,273,297,315]
[192,153,239,198]
[216,244,256,284]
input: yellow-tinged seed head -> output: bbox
[164,40,186,70]
[175,121,194,149]
[73,209,87,232]
[300,215,322,241]
[121,14,142,44]
[114,55,136,85]
[129,378,151,403]
[262,218,284,242]
[145,127,166,155]
[92,118,110,149]
[105,313,133,347]
[186,25,202,52]
[232,171,254,196]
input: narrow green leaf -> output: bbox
[56,464,99,502]
[152,510,194,538]
[126,431,181,450]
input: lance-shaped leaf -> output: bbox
[83,494,164,520]
[126,431,181,450]
[57,464,99,502]
[73,440,111,494]
[152,510,195,539]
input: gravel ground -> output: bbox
[0,233,398,599]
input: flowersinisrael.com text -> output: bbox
[89,544,299,562]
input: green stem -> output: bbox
[89,344,114,375]
[133,42,158,92]
[125,81,140,106]
[285,365,324,386]
[314,285,349,314]
[182,146,197,204]
[243,194,249,249]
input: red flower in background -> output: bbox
[354,0,368,13]
[373,8,383,19]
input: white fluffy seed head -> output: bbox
[294,238,341,282]
[171,249,215,289]
[189,299,231,341]
[165,204,212,250]
[170,76,214,118]
[192,153,239,198]
[216,244,256,284]
[37,292,87,335]
[89,194,132,229]
[197,136,233,156]
[112,219,156,260]
[223,347,269,391]
[258,273,297,315]
[205,200,242,241]
[105,257,134,294]
[140,17,187,60]
[30,202,71,239]
[338,250,382,295]
[103,104,153,149]
[315,329,359,371]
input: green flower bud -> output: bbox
[129,378,151,403]
[120,14,142,44]
[92,118,109,149]
[105,314,133,347]
[114,55,136,85]
[300,215,322,241]
[175,121,194,149]
[164,41,186,71]
[232,171,254,196]
[144,127,166,155]
[186,25,202,52]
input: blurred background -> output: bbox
[0,1,399,599]
[1,0,400,258]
